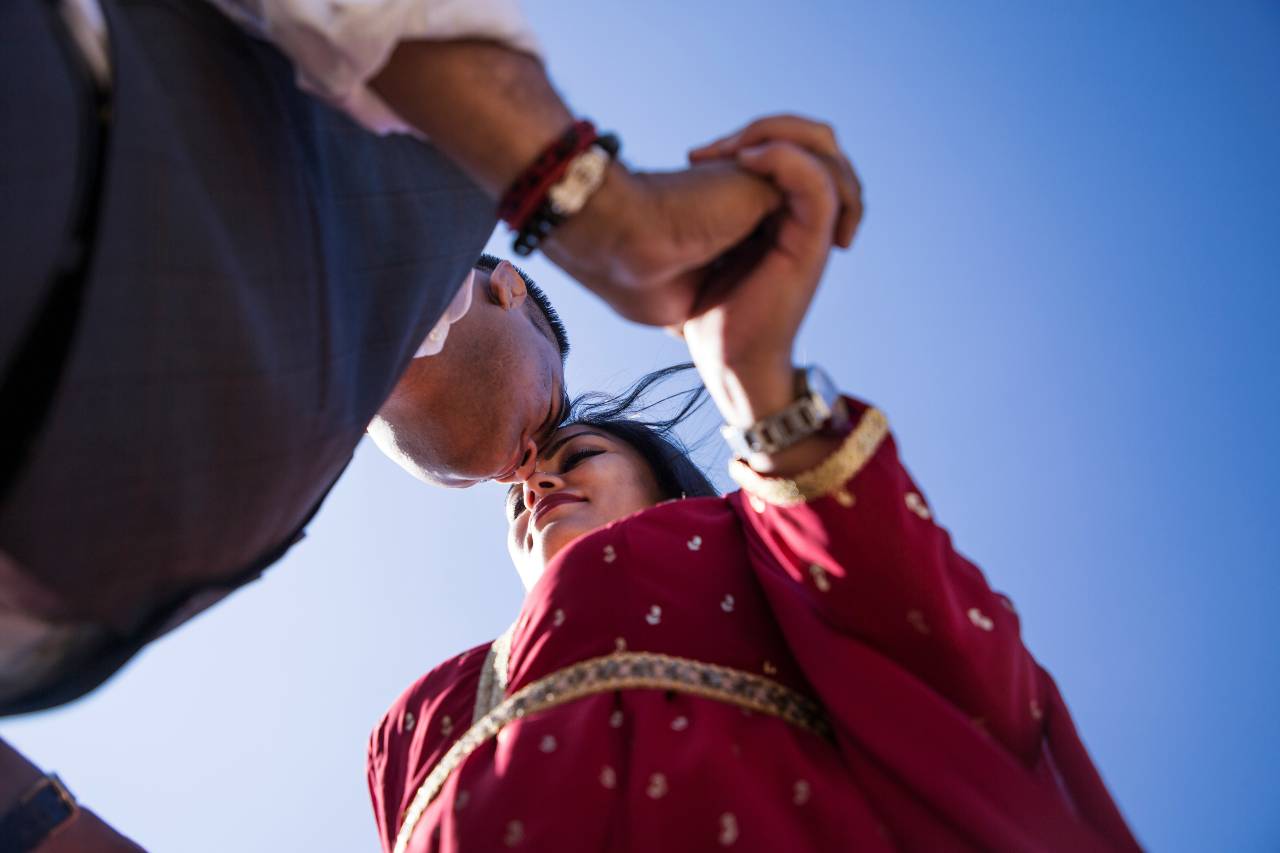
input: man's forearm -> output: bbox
[370,39,573,198]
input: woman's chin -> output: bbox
[535,521,588,566]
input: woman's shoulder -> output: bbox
[369,641,489,750]
[366,640,493,785]
[367,640,495,848]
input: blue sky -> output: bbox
[6,3,1278,850]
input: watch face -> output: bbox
[804,366,839,404]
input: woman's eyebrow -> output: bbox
[538,428,609,464]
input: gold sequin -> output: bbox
[967,607,994,631]
[762,661,778,675]
[600,766,617,788]
[687,535,703,551]
[907,609,931,635]
[645,605,662,626]
[440,715,454,737]
[503,820,524,847]
[720,594,735,613]
[402,711,415,733]
[615,637,627,652]
[808,563,832,592]
[602,545,617,563]
[552,608,566,627]
[730,408,889,506]
[793,779,811,805]
[646,773,668,799]
[1030,699,1044,721]
[834,488,856,508]
[748,494,767,514]
[671,715,689,731]
[539,735,557,753]
[609,710,625,729]
[719,812,739,846]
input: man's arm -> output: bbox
[370,39,783,326]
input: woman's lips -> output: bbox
[532,493,586,530]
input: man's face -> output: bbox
[368,261,567,488]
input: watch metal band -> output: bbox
[721,366,847,458]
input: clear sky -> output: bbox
[6,3,1279,851]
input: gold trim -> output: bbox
[394,652,829,853]
[729,407,889,507]
[472,623,515,725]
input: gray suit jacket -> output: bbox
[0,0,495,712]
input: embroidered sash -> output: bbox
[395,651,829,853]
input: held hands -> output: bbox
[679,116,863,431]
[542,117,860,329]
[542,159,782,326]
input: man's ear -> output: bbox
[487,260,528,310]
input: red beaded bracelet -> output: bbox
[497,120,600,231]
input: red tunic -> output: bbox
[367,402,1141,852]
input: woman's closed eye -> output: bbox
[560,447,603,472]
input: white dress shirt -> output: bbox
[59,0,542,134]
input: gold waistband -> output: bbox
[394,651,830,853]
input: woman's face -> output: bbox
[507,425,664,589]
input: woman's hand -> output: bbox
[680,116,863,475]
[680,139,843,427]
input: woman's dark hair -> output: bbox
[564,364,718,500]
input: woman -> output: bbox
[367,120,1142,852]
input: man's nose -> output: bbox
[496,437,540,485]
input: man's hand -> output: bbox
[541,159,783,326]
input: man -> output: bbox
[0,0,858,844]
[0,0,780,713]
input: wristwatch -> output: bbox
[721,365,850,458]
[0,774,78,852]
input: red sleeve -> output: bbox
[366,643,490,853]
[730,400,1044,763]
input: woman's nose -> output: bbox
[523,471,563,508]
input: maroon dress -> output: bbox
[367,402,1141,852]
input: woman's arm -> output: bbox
[680,121,1043,758]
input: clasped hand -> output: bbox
[681,116,864,432]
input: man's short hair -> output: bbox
[475,253,569,361]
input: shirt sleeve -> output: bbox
[730,399,1046,761]
[207,0,543,134]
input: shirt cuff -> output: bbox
[216,0,543,136]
